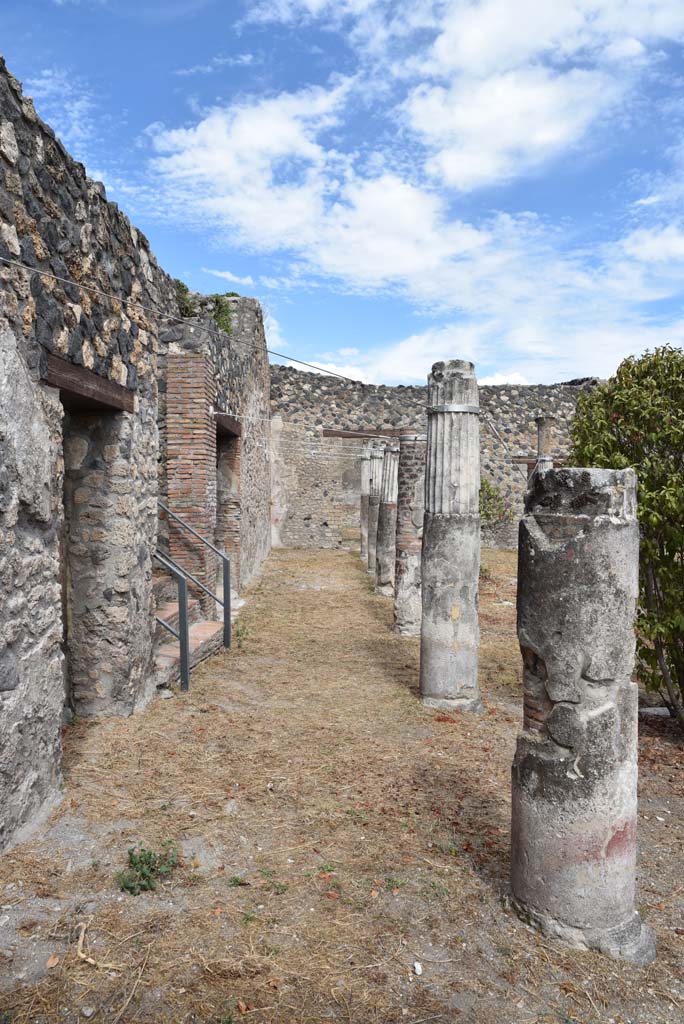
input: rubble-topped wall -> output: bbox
[158,296,271,592]
[270,365,596,549]
[0,56,182,845]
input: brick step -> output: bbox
[154,619,226,690]
[154,597,203,641]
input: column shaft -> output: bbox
[393,434,426,635]
[511,467,655,965]
[375,444,399,596]
[367,447,384,576]
[419,360,482,711]
[360,446,372,561]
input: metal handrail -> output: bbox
[159,500,226,560]
[153,550,190,692]
[157,546,220,606]
[158,502,231,649]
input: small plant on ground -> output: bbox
[233,619,249,649]
[116,840,180,895]
[228,875,249,887]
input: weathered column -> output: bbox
[393,434,426,635]
[535,412,556,459]
[359,444,372,561]
[367,446,384,576]
[375,443,399,596]
[511,467,655,965]
[419,361,482,711]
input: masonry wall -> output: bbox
[271,421,362,549]
[0,57,175,848]
[270,365,596,549]
[157,296,271,593]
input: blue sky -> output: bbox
[2,1,684,384]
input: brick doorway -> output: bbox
[216,426,241,598]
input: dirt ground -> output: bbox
[0,548,682,1024]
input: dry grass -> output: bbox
[0,547,682,1023]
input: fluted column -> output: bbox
[367,445,384,576]
[419,360,481,711]
[359,444,372,561]
[393,434,426,636]
[374,443,399,596]
[511,467,655,965]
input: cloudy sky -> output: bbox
[2,1,684,384]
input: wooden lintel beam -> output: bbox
[215,412,242,437]
[322,428,403,439]
[43,354,134,413]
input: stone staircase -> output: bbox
[152,572,225,690]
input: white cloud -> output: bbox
[139,75,684,382]
[174,53,255,76]
[109,1,684,386]
[621,225,684,262]
[25,67,98,161]
[202,267,255,286]
[263,310,288,351]
[406,66,619,190]
[150,82,351,250]
[480,371,531,386]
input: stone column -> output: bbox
[535,412,556,459]
[511,467,655,965]
[419,361,482,711]
[367,446,384,576]
[393,434,426,636]
[359,445,372,562]
[375,443,399,596]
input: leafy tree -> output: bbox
[570,346,684,725]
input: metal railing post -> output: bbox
[178,574,190,692]
[222,556,231,648]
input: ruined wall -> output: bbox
[270,420,363,549]
[0,330,64,849]
[158,296,271,591]
[0,57,177,846]
[270,365,596,549]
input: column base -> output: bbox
[421,695,483,713]
[375,582,394,597]
[511,898,656,966]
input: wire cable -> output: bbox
[0,255,356,382]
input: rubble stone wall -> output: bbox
[270,365,596,549]
[158,296,271,591]
[0,57,179,845]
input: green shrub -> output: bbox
[211,293,233,335]
[174,279,196,319]
[480,476,513,530]
[570,346,684,725]
[116,841,180,895]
